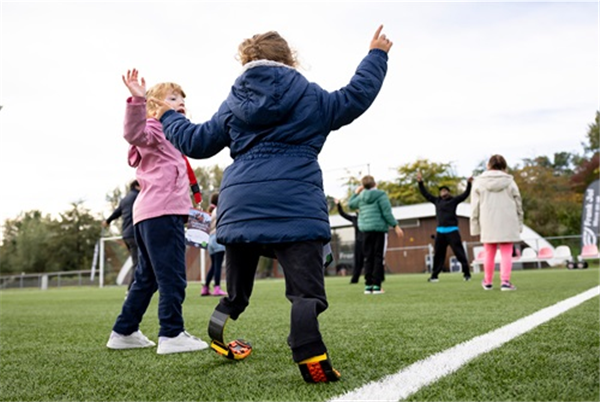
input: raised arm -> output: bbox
[417,175,437,203]
[336,200,355,222]
[122,69,146,99]
[454,178,473,203]
[321,25,392,131]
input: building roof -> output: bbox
[330,202,561,266]
[330,202,470,228]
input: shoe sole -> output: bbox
[157,342,209,354]
[299,358,341,383]
[210,339,252,360]
[107,341,156,349]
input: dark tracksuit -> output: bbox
[418,181,471,279]
[162,49,389,362]
[105,187,140,290]
[337,202,364,283]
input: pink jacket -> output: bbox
[124,96,192,225]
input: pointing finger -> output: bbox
[373,24,383,40]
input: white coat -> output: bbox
[470,170,524,243]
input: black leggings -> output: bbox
[215,241,329,362]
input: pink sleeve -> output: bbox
[123,97,161,147]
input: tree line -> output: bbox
[1,112,598,275]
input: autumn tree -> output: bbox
[379,159,467,206]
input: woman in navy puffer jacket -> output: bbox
[156,26,393,383]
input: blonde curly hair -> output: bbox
[145,82,186,118]
[237,31,298,67]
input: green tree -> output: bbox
[45,202,102,272]
[193,164,224,210]
[572,111,599,192]
[0,211,54,274]
[583,110,599,154]
[379,159,466,206]
[513,162,581,237]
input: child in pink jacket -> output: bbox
[106,69,209,354]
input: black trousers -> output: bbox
[350,239,364,283]
[362,231,386,287]
[123,237,139,291]
[215,241,328,363]
[431,230,470,278]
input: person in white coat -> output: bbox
[470,155,523,291]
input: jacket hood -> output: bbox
[477,170,514,192]
[226,60,309,126]
[361,188,386,203]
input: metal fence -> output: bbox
[0,270,95,290]
[329,234,592,276]
[0,235,594,290]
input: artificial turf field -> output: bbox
[1,267,598,402]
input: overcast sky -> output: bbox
[1,1,598,226]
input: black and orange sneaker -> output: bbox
[210,338,252,360]
[208,310,252,360]
[298,353,341,383]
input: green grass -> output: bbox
[1,268,598,401]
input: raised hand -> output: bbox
[122,68,146,98]
[370,24,393,53]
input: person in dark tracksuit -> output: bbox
[156,26,393,383]
[334,199,364,284]
[103,180,140,293]
[417,171,473,282]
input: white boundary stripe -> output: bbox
[330,286,600,402]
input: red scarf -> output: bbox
[183,156,202,206]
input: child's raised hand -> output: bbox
[370,25,393,53]
[122,68,146,98]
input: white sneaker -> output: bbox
[106,330,156,349]
[156,331,209,355]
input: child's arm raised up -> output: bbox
[320,25,394,132]
[370,24,393,53]
[122,69,146,98]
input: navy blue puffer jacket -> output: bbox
[161,49,388,245]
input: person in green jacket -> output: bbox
[349,175,403,294]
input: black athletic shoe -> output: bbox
[298,353,341,383]
[463,275,471,281]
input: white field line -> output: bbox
[330,286,600,402]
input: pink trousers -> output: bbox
[483,243,513,284]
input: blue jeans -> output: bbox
[206,251,224,286]
[112,215,188,338]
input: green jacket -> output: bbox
[348,189,397,232]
